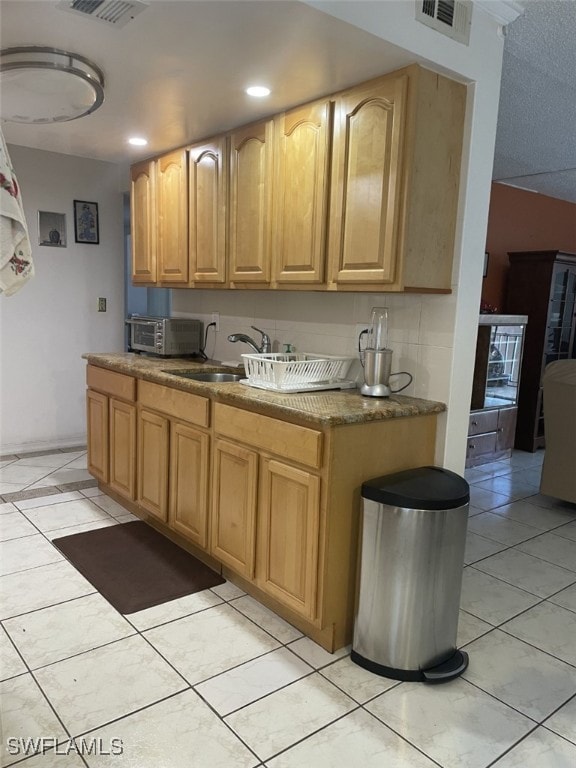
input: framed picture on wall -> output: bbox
[73,200,99,244]
[38,211,66,247]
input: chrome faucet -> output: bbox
[227,326,271,354]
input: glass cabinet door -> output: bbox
[545,265,576,368]
[471,317,528,411]
[484,323,525,407]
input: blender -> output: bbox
[359,307,412,397]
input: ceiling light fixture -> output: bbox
[0,46,105,124]
[245,85,271,98]
[128,137,148,147]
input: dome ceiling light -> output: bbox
[0,46,105,124]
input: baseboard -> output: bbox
[1,436,87,456]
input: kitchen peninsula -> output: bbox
[84,353,445,651]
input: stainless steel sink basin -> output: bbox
[165,370,243,383]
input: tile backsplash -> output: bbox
[172,289,458,402]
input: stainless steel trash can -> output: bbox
[351,466,470,683]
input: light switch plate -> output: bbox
[97,297,107,312]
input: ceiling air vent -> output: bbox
[416,0,472,45]
[57,0,149,28]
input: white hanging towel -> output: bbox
[0,128,34,296]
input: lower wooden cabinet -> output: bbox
[87,389,109,483]
[211,403,323,619]
[137,408,169,521]
[256,457,320,620]
[86,364,438,651]
[169,421,210,549]
[86,366,136,501]
[109,398,137,500]
[210,438,258,578]
[137,383,210,537]
[210,437,321,620]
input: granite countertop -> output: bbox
[83,352,446,427]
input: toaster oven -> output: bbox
[126,316,202,357]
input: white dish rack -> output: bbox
[241,352,356,393]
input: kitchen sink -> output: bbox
[164,370,243,383]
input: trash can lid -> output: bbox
[361,466,469,510]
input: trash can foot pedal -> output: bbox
[351,649,468,683]
[422,649,469,683]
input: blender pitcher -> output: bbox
[359,307,412,397]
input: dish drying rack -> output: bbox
[241,352,356,393]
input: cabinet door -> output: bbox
[210,438,258,578]
[496,407,518,453]
[189,138,227,284]
[109,398,136,501]
[86,389,109,483]
[137,409,169,521]
[229,120,273,284]
[169,421,209,548]
[157,148,188,283]
[546,264,576,365]
[256,457,320,620]
[273,100,332,284]
[130,160,156,284]
[329,75,407,286]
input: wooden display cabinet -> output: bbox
[467,314,527,466]
[506,251,576,452]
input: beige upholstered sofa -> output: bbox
[540,359,576,505]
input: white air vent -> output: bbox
[416,0,472,45]
[57,0,149,28]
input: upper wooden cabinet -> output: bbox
[130,160,157,284]
[229,119,274,285]
[273,100,333,285]
[157,148,189,284]
[189,137,227,285]
[328,66,466,292]
[328,74,406,287]
[130,65,466,294]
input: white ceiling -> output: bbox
[0,1,414,163]
[492,0,576,203]
[1,0,575,203]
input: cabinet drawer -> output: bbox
[468,410,498,436]
[214,403,322,469]
[139,380,210,427]
[87,365,136,402]
[466,432,497,460]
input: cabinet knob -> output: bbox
[468,442,475,449]
[471,420,478,426]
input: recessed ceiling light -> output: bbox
[128,137,148,146]
[246,85,271,98]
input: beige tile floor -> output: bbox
[1,448,576,767]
